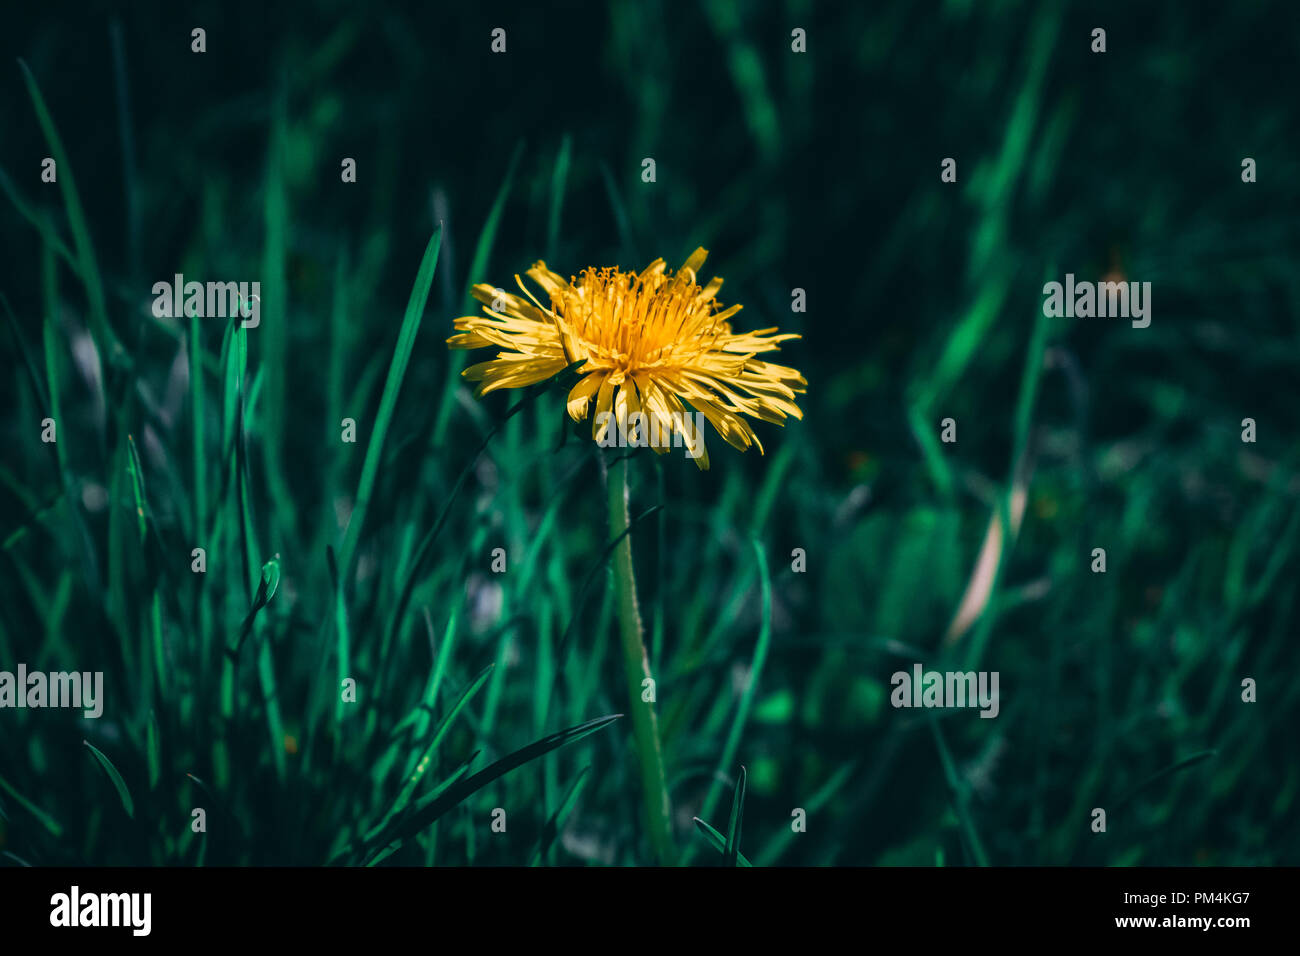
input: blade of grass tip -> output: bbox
[691,816,753,866]
[683,539,771,864]
[337,226,442,575]
[83,740,134,819]
[234,556,281,656]
[529,765,590,866]
[0,773,63,837]
[360,713,622,859]
[432,143,523,447]
[18,59,125,368]
[223,552,280,767]
[219,317,243,487]
[546,134,571,262]
[725,765,747,866]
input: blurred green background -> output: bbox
[2,0,1298,866]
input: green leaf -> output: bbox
[125,434,148,541]
[0,772,63,837]
[84,740,134,819]
[233,555,281,657]
[338,226,442,573]
[529,765,590,866]
[1119,750,1219,809]
[146,710,161,791]
[359,713,621,861]
[0,167,80,275]
[364,663,495,843]
[258,556,282,607]
[684,539,771,863]
[546,134,571,260]
[18,59,124,367]
[433,144,523,446]
[691,816,753,867]
[725,765,747,866]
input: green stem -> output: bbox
[608,455,676,865]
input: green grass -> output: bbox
[1,2,1299,868]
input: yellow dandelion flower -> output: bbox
[446,247,806,469]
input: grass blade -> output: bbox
[365,663,495,842]
[146,710,161,791]
[83,740,134,819]
[0,773,63,837]
[432,144,523,446]
[546,134,571,261]
[928,715,989,867]
[683,538,771,862]
[725,765,747,866]
[338,226,442,574]
[529,765,590,866]
[0,167,80,274]
[1118,750,1219,809]
[691,816,753,867]
[358,713,621,860]
[18,59,125,367]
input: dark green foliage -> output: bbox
[1,1,1298,866]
